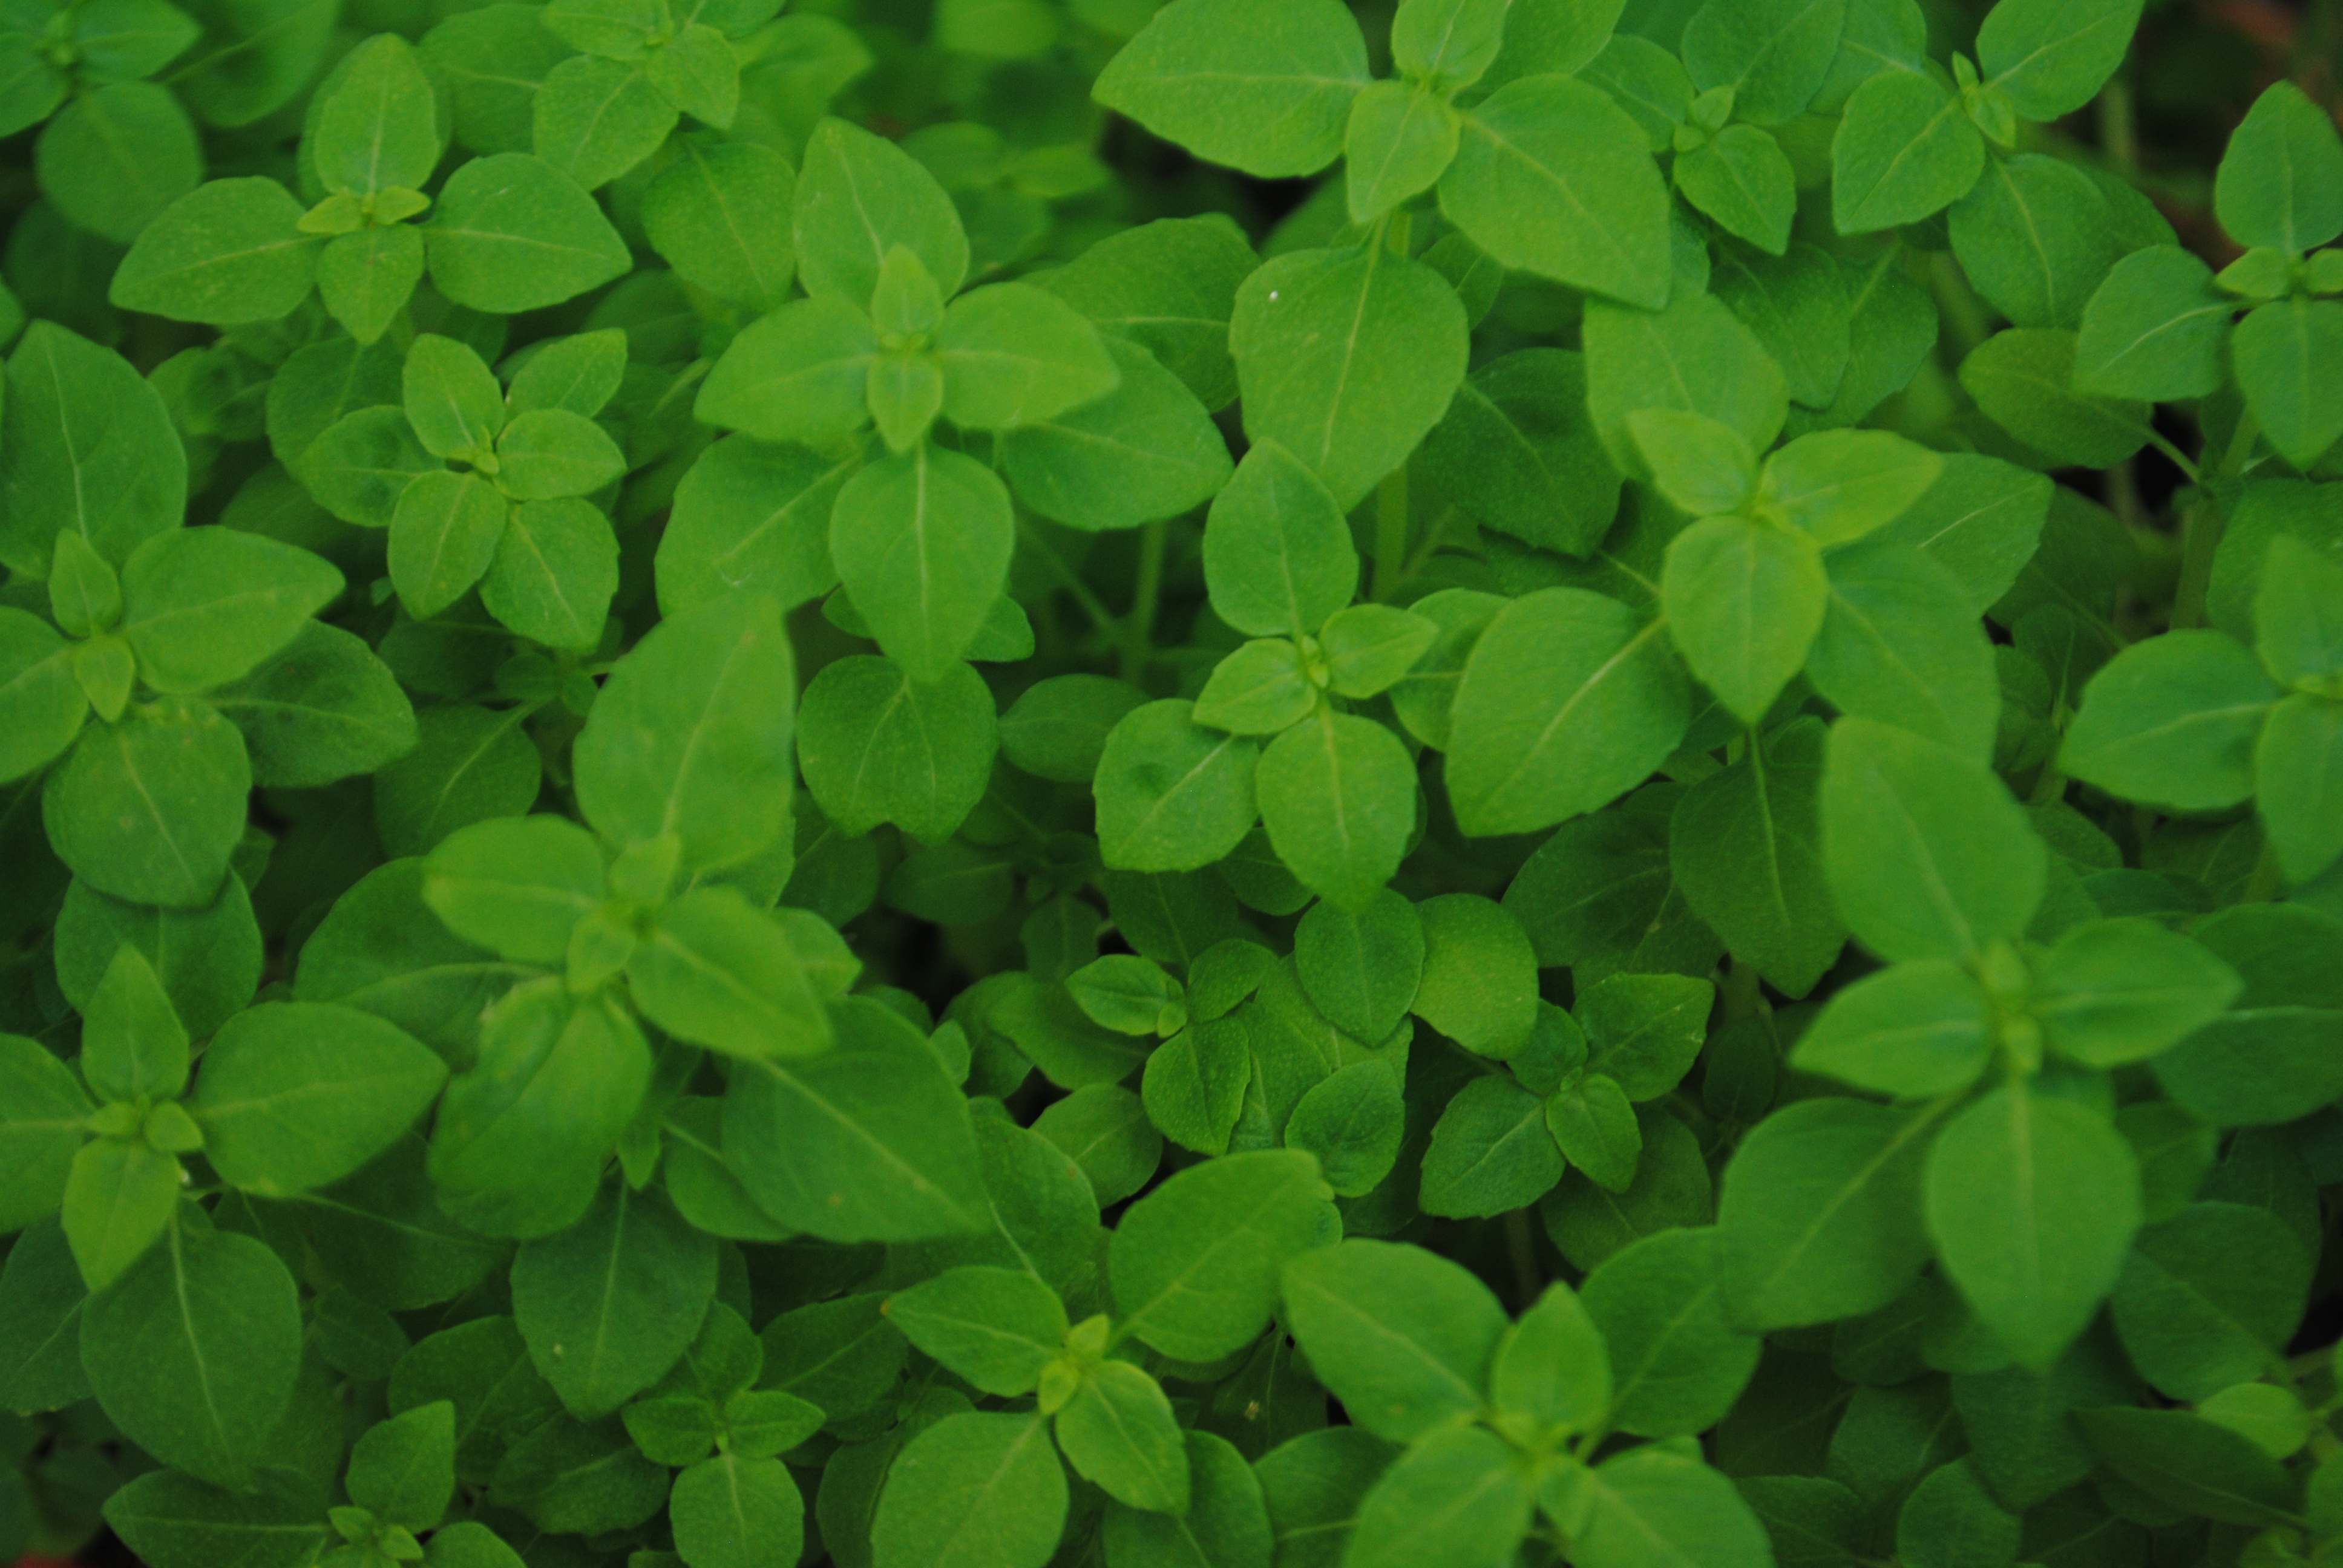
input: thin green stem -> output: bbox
[1122,518,1168,683]
[2171,489,2226,630]
[1017,518,1116,635]
[1373,462,1409,602]
[2145,430,2199,484]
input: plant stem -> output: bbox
[1122,518,1167,683]
[1374,462,1409,602]
[1018,518,1117,636]
[2169,409,2256,631]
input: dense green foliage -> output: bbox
[2,0,2342,1566]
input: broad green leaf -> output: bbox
[192,1002,447,1195]
[2058,631,2281,811]
[1141,1015,1251,1155]
[1256,712,1416,913]
[2032,918,2241,1067]
[1821,716,2046,962]
[294,405,437,526]
[63,1138,181,1294]
[36,80,202,243]
[723,996,988,1242]
[1092,0,1370,178]
[1680,0,1847,125]
[347,1400,457,1530]
[632,887,833,1059]
[2257,692,2343,884]
[799,655,994,845]
[1094,699,1260,874]
[1976,0,2141,121]
[1663,514,1827,724]
[1758,429,1943,546]
[1668,717,1841,997]
[1282,1238,1505,1443]
[1947,154,2114,330]
[574,589,796,869]
[1628,408,1757,518]
[2150,904,2343,1128]
[495,408,626,500]
[80,1218,302,1488]
[2073,245,2232,400]
[1924,1085,2140,1371]
[1676,123,1797,256]
[1806,541,1997,760]
[1577,972,1711,1101]
[422,812,604,964]
[1573,1446,1774,1568]
[1791,960,1992,1096]
[1341,1425,1532,1568]
[1712,243,1856,414]
[1109,1148,1336,1362]
[1867,454,2052,617]
[1229,243,1467,510]
[1000,337,1232,533]
[2111,1201,2308,1405]
[1294,890,1423,1042]
[641,139,796,311]
[1447,588,1689,837]
[0,1036,96,1233]
[119,527,342,693]
[671,1453,805,1568]
[1193,639,1316,736]
[1039,215,1257,411]
[108,178,320,325]
[426,153,631,314]
[1098,1430,1273,1568]
[44,698,251,910]
[937,281,1120,430]
[1581,1227,1757,1436]
[2071,1407,2299,1529]
[1441,74,1669,309]
[1893,1460,2018,1568]
[102,1469,330,1568]
[1055,1360,1188,1513]
[1830,70,1982,234]
[2215,80,2343,255]
[1417,348,1621,558]
[830,442,1012,684]
[391,471,506,618]
[1717,1097,1935,1328]
[314,34,441,196]
[513,1179,716,1418]
[1202,440,1358,638]
[695,298,878,446]
[1,322,188,578]
[655,437,854,618]
[2233,296,2343,470]
[1583,291,1789,475]
[0,609,87,783]
[1418,1074,1564,1217]
[1411,893,1539,1058]
[1959,328,2150,469]
[1286,1060,1405,1198]
[883,1266,1066,1397]
[1345,81,1461,223]
[1547,1074,1641,1192]
[316,222,428,345]
[532,56,674,191]
[870,1412,1066,1568]
[795,116,969,308]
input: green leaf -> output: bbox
[799,655,994,845]
[2058,631,2281,811]
[2216,80,2343,255]
[1959,328,2150,469]
[883,1266,1066,1397]
[108,178,320,325]
[1792,959,1992,1096]
[422,812,603,964]
[2257,691,2343,885]
[1,322,187,578]
[78,942,189,1104]
[1418,1074,1564,1217]
[1573,1446,1774,1568]
[44,697,251,910]
[828,442,1012,684]
[1286,1060,1405,1198]
[1293,889,1422,1043]
[37,80,202,243]
[1109,1148,1336,1362]
[1821,716,2046,962]
[695,298,878,446]
[2233,296,2343,470]
[1229,243,1468,510]
[1668,717,1841,997]
[1578,973,1711,1100]
[1868,455,2051,617]
[2073,245,2233,400]
[1758,429,1944,546]
[1092,0,1369,178]
[1547,1074,1642,1193]
[316,222,428,345]
[1490,1281,1609,1432]
[0,609,87,783]
[497,408,626,500]
[1680,0,1848,125]
[80,1218,302,1488]
[1717,1097,1935,1328]
[1924,1085,2140,1371]
[1202,440,1358,638]
[1676,124,1797,256]
[295,405,438,526]
[1281,1238,1504,1443]
[1039,215,1256,412]
[724,996,988,1242]
[1340,1425,1533,1568]
[1416,348,1622,558]
[1630,408,1758,518]
[532,56,673,191]
[1193,640,1316,736]
[1141,1015,1250,1155]
[1893,1459,2018,1568]
[62,1138,179,1293]
[671,1453,805,1568]
[1582,1226,1757,1437]
[795,116,968,309]
[1000,338,1233,533]
[314,34,441,197]
[1976,0,2140,121]
[1098,1429,1273,1568]
[937,281,1120,430]
[655,437,854,618]
[2071,1406,2299,1529]
[870,1412,1066,1568]
[1441,74,1670,309]
[426,153,631,314]
[1345,81,1461,223]
[631,887,833,1059]
[0,1037,93,1234]
[1948,154,2115,330]
[192,1002,447,1195]
[1584,290,1789,477]
[1256,711,1416,913]
[2112,1201,2309,1403]
[1447,588,1689,837]
[391,471,506,618]
[119,528,341,694]
[347,1400,457,1530]
[513,1178,717,1418]
[1056,1359,1189,1513]
[480,497,620,648]
[1094,699,1260,873]
[1830,70,1982,234]
[1411,892,1539,1058]
[102,1470,330,1568]
[1807,541,1997,760]
[574,589,796,871]
[1662,514,1827,724]
[2031,918,2242,1067]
